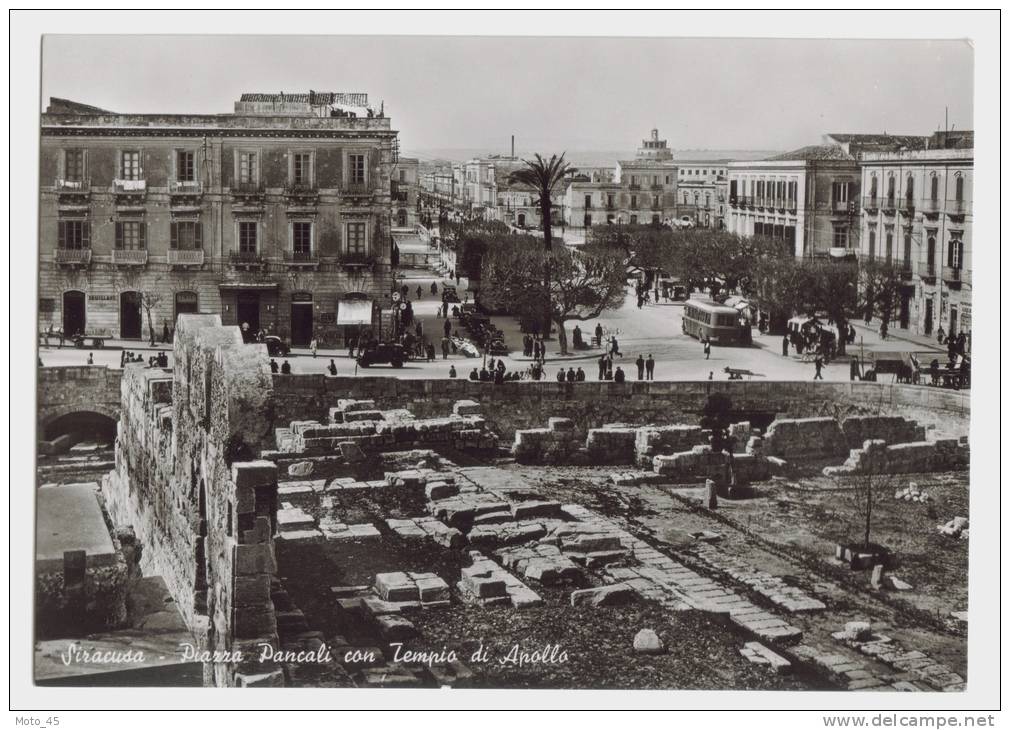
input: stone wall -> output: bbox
[268,377,970,442]
[37,366,123,433]
[100,314,283,687]
[823,437,970,477]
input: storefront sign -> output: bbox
[88,294,116,301]
[291,292,313,303]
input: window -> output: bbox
[833,226,849,248]
[349,154,366,185]
[832,182,850,205]
[885,228,893,263]
[630,175,637,186]
[239,152,258,185]
[683,193,689,204]
[630,215,638,225]
[905,175,914,202]
[584,194,591,209]
[177,150,195,182]
[886,175,895,202]
[606,194,614,208]
[121,151,141,180]
[926,233,937,273]
[665,175,671,184]
[64,150,84,182]
[115,221,146,250]
[346,221,367,254]
[930,175,939,201]
[947,234,963,269]
[653,195,660,208]
[868,228,876,260]
[292,222,312,254]
[171,221,203,249]
[705,193,710,207]
[57,220,90,249]
[292,152,311,186]
[869,175,878,199]
[399,169,406,182]
[238,221,258,253]
[954,175,964,202]
[903,230,912,266]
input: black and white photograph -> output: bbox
[9,9,1001,722]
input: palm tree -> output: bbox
[508,153,576,251]
[508,154,576,341]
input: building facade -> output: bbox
[675,161,729,228]
[391,157,419,229]
[39,92,398,348]
[857,134,972,337]
[565,129,679,229]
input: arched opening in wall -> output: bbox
[119,291,143,340]
[62,290,86,338]
[396,208,408,227]
[517,213,526,227]
[43,411,117,444]
[175,290,199,320]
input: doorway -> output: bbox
[62,290,86,337]
[517,213,526,227]
[120,291,143,339]
[236,292,260,341]
[924,299,933,335]
[175,291,199,319]
[290,294,313,347]
[899,291,910,330]
[948,306,958,337]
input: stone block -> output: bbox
[376,614,417,642]
[548,417,576,432]
[570,583,636,607]
[232,460,279,491]
[742,641,792,673]
[425,481,459,501]
[453,400,482,417]
[410,573,451,603]
[375,572,420,602]
[287,460,315,477]
[511,500,562,520]
[633,629,665,655]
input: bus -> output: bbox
[682,299,752,346]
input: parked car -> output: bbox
[675,216,696,229]
[356,342,406,368]
[264,336,290,357]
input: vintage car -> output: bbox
[356,342,407,368]
[263,336,291,358]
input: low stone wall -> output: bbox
[268,377,970,442]
[824,437,970,477]
[635,426,707,467]
[513,418,581,464]
[839,416,925,450]
[764,418,849,460]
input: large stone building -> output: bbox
[857,131,973,338]
[675,161,730,229]
[725,134,928,257]
[39,92,399,348]
[391,157,419,229]
[565,129,679,229]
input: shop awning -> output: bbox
[337,299,373,326]
[218,283,278,291]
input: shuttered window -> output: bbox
[115,221,146,250]
[58,220,90,249]
[171,221,203,250]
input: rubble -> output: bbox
[740,641,792,673]
[936,516,969,538]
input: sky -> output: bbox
[41,35,973,155]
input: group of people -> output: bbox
[596,353,627,382]
[120,350,168,368]
[521,334,549,361]
[782,326,838,361]
[937,328,970,360]
[634,282,661,309]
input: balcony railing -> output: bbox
[946,198,969,215]
[113,179,147,194]
[832,199,854,214]
[169,180,203,195]
[55,178,90,193]
[863,195,879,211]
[112,248,148,266]
[229,250,264,265]
[627,184,641,191]
[284,182,317,197]
[54,248,92,265]
[942,266,969,285]
[898,262,914,281]
[231,181,264,196]
[921,198,942,214]
[921,261,937,280]
[345,181,370,196]
[650,184,664,191]
[881,196,897,211]
[897,197,915,215]
[338,251,377,268]
[167,249,205,266]
[285,250,319,266]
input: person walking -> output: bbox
[849,356,860,381]
[441,336,450,360]
[610,336,621,358]
[635,354,645,381]
[595,322,603,348]
[430,281,438,296]
[814,355,824,380]
[556,368,565,382]
[597,354,607,381]
[416,285,423,299]
[327,359,337,376]
[310,338,318,358]
[703,337,712,360]
[162,320,170,344]
[449,365,457,379]
[645,354,655,380]
[936,326,946,345]
[782,334,789,357]
[280,360,292,374]
[87,352,94,365]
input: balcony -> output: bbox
[863,195,879,212]
[627,184,641,191]
[231,181,264,199]
[54,248,92,266]
[920,261,937,282]
[338,251,377,269]
[229,250,265,268]
[942,266,969,286]
[55,178,91,196]
[169,180,203,195]
[921,198,942,215]
[392,191,409,203]
[946,198,969,216]
[897,198,915,216]
[344,182,372,200]
[650,184,664,191]
[112,248,148,266]
[167,249,205,267]
[284,182,318,200]
[880,196,897,213]
[113,179,147,195]
[898,261,914,282]
[284,249,319,267]
[831,199,854,215]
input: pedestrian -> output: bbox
[708,371,713,381]
[327,359,337,376]
[449,365,457,379]
[595,322,603,348]
[158,351,168,367]
[120,350,127,368]
[162,320,170,344]
[430,281,438,296]
[455,270,461,286]
[849,356,860,382]
[606,359,614,381]
[614,366,626,383]
[566,367,576,383]
[814,355,824,380]
[442,301,449,318]
[416,285,423,299]
[348,334,357,359]
[637,294,644,309]
[936,326,946,345]
[443,319,452,339]
[635,354,645,380]
[441,336,450,359]
[703,337,711,360]
[956,331,966,356]
[38,356,43,367]
[58,327,64,348]
[576,366,586,381]
[597,354,606,381]
[469,368,479,381]
[654,289,659,303]
[415,321,423,339]
[645,354,655,380]
[310,338,318,358]
[611,336,621,358]
[87,352,94,365]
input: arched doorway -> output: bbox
[62,290,86,337]
[290,291,313,347]
[396,209,408,227]
[44,410,117,443]
[120,291,142,339]
[517,213,526,227]
[175,290,199,319]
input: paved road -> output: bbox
[38,272,934,384]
